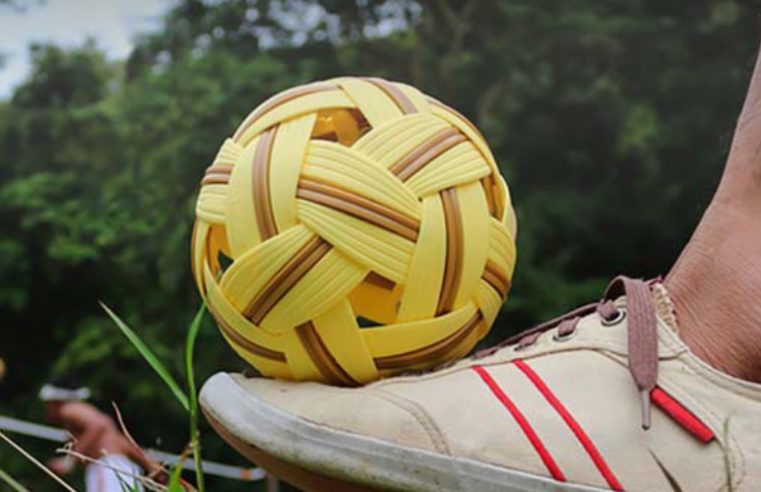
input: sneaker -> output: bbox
[199,276,761,491]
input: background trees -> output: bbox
[1,1,758,489]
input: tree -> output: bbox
[2,1,758,489]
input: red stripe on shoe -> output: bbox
[651,387,715,444]
[514,360,624,492]
[471,365,566,482]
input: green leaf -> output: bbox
[100,301,190,412]
[167,460,185,492]
[185,304,204,414]
[185,303,206,492]
[116,472,141,492]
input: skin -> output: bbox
[45,400,158,477]
[666,39,761,383]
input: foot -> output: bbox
[666,41,761,384]
[200,278,761,491]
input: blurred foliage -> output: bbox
[1,0,759,489]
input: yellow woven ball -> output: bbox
[192,77,517,385]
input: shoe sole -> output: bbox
[204,410,377,491]
[200,372,609,492]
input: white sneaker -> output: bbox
[200,277,761,491]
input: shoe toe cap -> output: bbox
[200,372,445,454]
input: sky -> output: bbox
[0,0,173,98]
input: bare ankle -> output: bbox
[666,203,761,383]
[663,39,761,383]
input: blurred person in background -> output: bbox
[40,377,152,492]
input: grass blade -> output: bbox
[0,467,30,492]
[167,460,185,492]
[100,301,190,412]
[185,304,206,492]
[0,430,77,492]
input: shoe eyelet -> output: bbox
[601,308,626,327]
[552,330,577,343]
[514,341,536,352]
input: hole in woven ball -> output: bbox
[348,273,404,328]
[311,108,371,146]
[217,251,233,273]
[357,316,383,328]
[204,224,234,277]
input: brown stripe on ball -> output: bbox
[297,178,420,241]
[426,97,504,219]
[365,272,396,290]
[364,77,418,114]
[296,322,358,386]
[244,237,332,325]
[389,128,466,182]
[482,260,511,298]
[251,127,279,241]
[201,164,233,185]
[481,175,499,218]
[210,305,287,362]
[375,311,483,370]
[436,188,464,315]
[206,163,234,173]
[425,97,488,143]
[234,84,340,141]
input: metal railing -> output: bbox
[0,414,279,488]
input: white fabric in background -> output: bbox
[85,454,143,492]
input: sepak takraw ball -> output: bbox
[192,77,517,385]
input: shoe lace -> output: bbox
[476,276,659,430]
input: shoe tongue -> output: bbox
[652,282,679,333]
